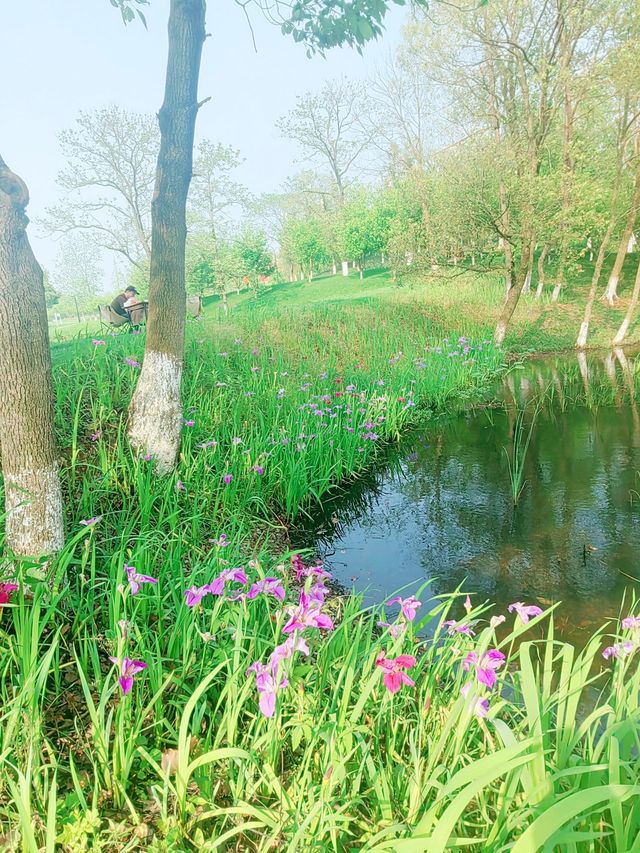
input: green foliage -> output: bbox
[281,217,331,278]
[281,0,426,56]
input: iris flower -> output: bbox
[125,564,158,595]
[246,660,288,717]
[283,591,334,633]
[375,652,417,694]
[462,649,505,689]
[248,577,286,602]
[387,595,422,623]
[0,582,18,606]
[508,602,543,624]
[184,584,211,608]
[110,656,147,695]
[79,516,102,526]
[208,567,248,595]
[603,642,635,660]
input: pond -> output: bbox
[298,348,640,646]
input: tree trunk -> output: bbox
[222,290,228,314]
[612,255,640,347]
[341,260,349,277]
[576,224,615,348]
[603,149,640,306]
[522,237,535,294]
[332,260,337,275]
[552,29,575,305]
[535,244,548,299]
[128,0,206,474]
[0,156,64,556]
[494,236,533,345]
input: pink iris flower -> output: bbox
[283,591,334,634]
[461,684,491,718]
[444,620,474,636]
[622,616,640,631]
[508,602,543,624]
[92,339,106,346]
[270,634,310,667]
[0,582,19,606]
[377,620,406,639]
[184,584,210,607]
[246,660,288,718]
[208,567,248,596]
[110,656,147,695]
[248,577,286,602]
[125,564,158,596]
[375,652,417,694]
[79,515,102,526]
[387,595,422,623]
[222,473,233,485]
[462,649,505,689]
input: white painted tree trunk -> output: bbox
[332,261,337,275]
[0,156,64,556]
[613,256,640,346]
[129,351,183,475]
[341,260,349,277]
[494,320,508,346]
[5,468,64,556]
[551,281,562,301]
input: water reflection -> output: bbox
[299,351,640,647]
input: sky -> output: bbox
[1,0,408,281]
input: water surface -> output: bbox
[299,350,640,645]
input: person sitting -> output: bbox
[110,287,146,326]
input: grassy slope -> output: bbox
[49,253,640,350]
[2,261,639,847]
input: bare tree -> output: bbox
[43,106,157,271]
[367,58,433,174]
[0,156,63,556]
[277,78,373,205]
[189,139,250,240]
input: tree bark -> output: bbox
[128,0,206,474]
[612,255,640,347]
[494,234,533,345]
[576,224,615,348]
[535,243,549,299]
[522,237,535,294]
[603,139,640,306]
[0,156,64,556]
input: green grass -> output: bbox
[2,263,640,849]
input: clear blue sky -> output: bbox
[1,0,407,275]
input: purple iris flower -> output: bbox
[283,591,334,634]
[184,584,211,608]
[603,642,635,660]
[463,649,505,689]
[387,595,422,623]
[508,602,543,624]
[248,577,286,602]
[622,616,640,631]
[222,473,233,485]
[246,660,288,718]
[124,357,141,369]
[208,567,248,595]
[125,564,158,595]
[109,656,147,695]
[270,634,310,667]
